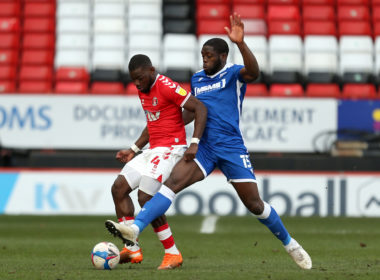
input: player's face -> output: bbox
[130,66,155,93]
[201,45,226,75]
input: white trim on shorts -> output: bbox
[228,178,257,183]
[194,158,207,178]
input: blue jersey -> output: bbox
[191,63,247,151]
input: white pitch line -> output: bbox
[200,215,219,234]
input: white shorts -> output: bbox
[120,146,186,195]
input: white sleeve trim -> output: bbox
[180,92,192,107]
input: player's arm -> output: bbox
[182,95,207,161]
[225,13,259,83]
[116,126,149,163]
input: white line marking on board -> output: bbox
[200,215,219,234]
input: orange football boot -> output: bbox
[119,247,143,264]
[157,253,183,270]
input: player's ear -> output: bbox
[220,53,228,62]
[150,66,155,73]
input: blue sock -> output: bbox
[134,192,172,232]
[258,205,291,246]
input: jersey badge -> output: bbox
[175,85,187,96]
[219,72,227,78]
[152,97,158,106]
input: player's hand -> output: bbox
[116,149,135,163]
[224,13,244,44]
[183,144,198,162]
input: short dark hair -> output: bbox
[128,54,152,72]
[203,38,229,55]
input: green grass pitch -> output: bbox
[0,215,379,280]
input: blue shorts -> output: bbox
[194,142,256,183]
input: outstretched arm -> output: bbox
[116,126,149,163]
[225,13,260,83]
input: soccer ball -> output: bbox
[91,242,120,270]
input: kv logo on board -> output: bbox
[35,183,102,211]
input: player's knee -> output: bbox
[111,176,128,199]
[246,198,264,215]
[137,191,152,207]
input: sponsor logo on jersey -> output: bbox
[194,78,226,96]
[175,86,187,96]
[145,110,160,121]
[152,97,158,106]
[219,72,227,78]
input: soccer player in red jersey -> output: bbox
[107,54,207,269]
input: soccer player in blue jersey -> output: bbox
[106,13,312,270]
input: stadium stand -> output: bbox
[0,0,379,99]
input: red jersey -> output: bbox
[138,74,191,148]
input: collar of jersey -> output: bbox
[205,63,233,79]
[149,74,160,90]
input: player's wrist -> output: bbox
[130,144,140,153]
[190,137,200,145]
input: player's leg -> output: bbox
[110,158,206,246]
[108,157,144,263]
[138,179,183,270]
[106,144,214,250]
[232,181,312,269]
[138,190,183,270]
[132,145,211,234]
[220,149,312,269]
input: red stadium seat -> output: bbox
[0,18,20,32]
[55,81,88,94]
[21,50,54,65]
[269,84,304,97]
[233,5,265,19]
[303,21,337,36]
[198,0,231,3]
[245,84,268,96]
[23,18,55,33]
[373,7,380,22]
[22,33,55,49]
[306,84,341,98]
[19,66,53,81]
[302,0,335,4]
[373,22,380,37]
[268,20,301,35]
[337,6,370,21]
[268,0,300,4]
[233,0,265,4]
[0,50,18,65]
[342,84,377,99]
[0,80,16,93]
[197,19,230,35]
[338,21,372,36]
[23,3,56,17]
[0,65,17,80]
[0,33,20,49]
[0,3,20,17]
[91,82,125,94]
[267,5,301,21]
[197,4,230,19]
[125,83,138,95]
[55,67,90,82]
[337,0,369,5]
[18,81,52,93]
[303,6,336,21]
